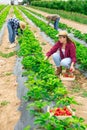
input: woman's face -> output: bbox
[59,35,67,43]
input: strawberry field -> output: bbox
[0,2,87,130]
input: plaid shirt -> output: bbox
[8,18,20,35]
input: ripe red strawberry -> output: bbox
[63,73,69,77]
[56,108,60,111]
[54,112,60,116]
[50,107,72,116]
[49,109,53,113]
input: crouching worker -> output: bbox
[46,14,60,30]
[7,17,26,48]
[45,30,76,75]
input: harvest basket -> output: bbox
[60,73,75,81]
[47,105,75,119]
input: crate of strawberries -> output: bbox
[60,69,75,81]
[47,106,75,119]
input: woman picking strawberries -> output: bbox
[46,30,76,75]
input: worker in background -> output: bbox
[46,14,60,30]
[7,17,26,48]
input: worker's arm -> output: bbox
[48,19,51,25]
[46,15,52,25]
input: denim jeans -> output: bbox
[52,52,71,68]
[7,22,16,43]
[54,17,60,30]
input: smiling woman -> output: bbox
[46,30,76,75]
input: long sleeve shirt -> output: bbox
[8,18,22,35]
[46,14,60,21]
[46,41,76,63]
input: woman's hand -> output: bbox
[70,64,75,72]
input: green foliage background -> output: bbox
[31,0,87,15]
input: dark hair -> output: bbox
[67,36,74,43]
[67,36,76,48]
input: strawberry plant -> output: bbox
[23,125,30,130]
[56,97,78,107]
[0,6,11,30]
[27,100,50,114]
[22,55,45,72]
[53,87,68,100]
[0,5,6,12]
[34,113,87,130]
[23,86,50,101]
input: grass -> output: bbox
[71,81,87,98]
[34,30,37,33]
[0,100,10,106]
[41,42,46,45]
[72,85,81,93]
[71,81,82,93]
[0,51,17,58]
[24,125,30,130]
[81,91,87,98]
[5,72,12,76]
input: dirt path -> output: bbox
[28,7,87,34]
[0,22,20,130]
[21,11,87,123]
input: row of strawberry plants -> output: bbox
[0,6,11,30]
[26,6,87,43]
[14,7,87,130]
[0,5,6,12]
[13,6,25,21]
[18,6,87,71]
[30,5,87,24]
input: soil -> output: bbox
[28,7,87,34]
[0,20,20,130]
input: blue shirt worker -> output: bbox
[7,17,26,48]
[46,14,60,30]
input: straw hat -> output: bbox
[58,30,68,36]
[46,15,51,19]
[19,21,26,30]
